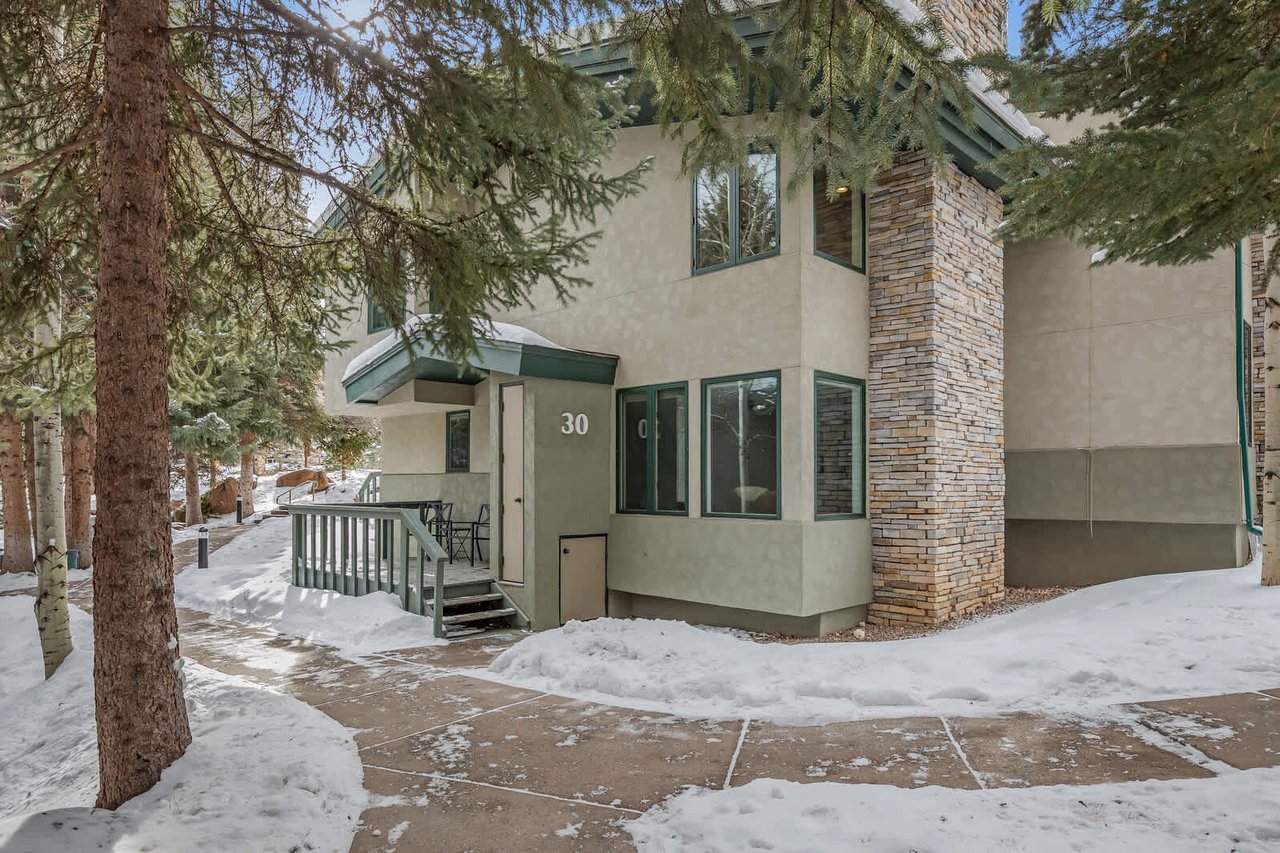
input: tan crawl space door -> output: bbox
[559,535,606,624]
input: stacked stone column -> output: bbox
[866,151,1005,625]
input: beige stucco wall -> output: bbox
[321,121,876,626]
[1006,238,1238,452]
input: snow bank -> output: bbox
[628,771,1280,853]
[0,568,92,594]
[175,515,444,655]
[0,598,366,853]
[488,558,1280,723]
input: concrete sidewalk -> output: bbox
[168,612,1280,853]
[22,527,1280,852]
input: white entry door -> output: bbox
[500,383,525,583]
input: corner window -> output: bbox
[618,384,688,514]
[813,170,866,271]
[446,410,470,473]
[694,153,780,273]
[814,373,865,519]
[703,372,780,518]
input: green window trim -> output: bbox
[701,370,782,520]
[812,170,867,273]
[367,297,392,334]
[813,371,867,521]
[692,153,782,275]
[446,410,471,473]
[616,382,690,516]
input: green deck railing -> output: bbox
[356,470,381,503]
[289,501,448,638]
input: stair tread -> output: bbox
[441,607,516,624]
[442,592,505,608]
[443,626,486,638]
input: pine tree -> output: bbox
[2,0,980,806]
[994,0,1280,585]
[317,417,377,482]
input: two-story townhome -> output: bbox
[312,1,1261,637]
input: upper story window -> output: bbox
[693,153,780,273]
[366,295,405,335]
[813,169,866,272]
[446,410,470,473]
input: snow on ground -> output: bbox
[488,555,1280,724]
[0,596,365,853]
[174,510,445,656]
[0,568,91,594]
[627,771,1280,853]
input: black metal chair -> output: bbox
[426,501,453,546]
[448,503,490,566]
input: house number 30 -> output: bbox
[560,412,589,435]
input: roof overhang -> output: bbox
[343,329,619,405]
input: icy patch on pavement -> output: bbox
[175,514,444,657]
[487,555,1280,724]
[0,598,366,853]
[627,772,1280,853]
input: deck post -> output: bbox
[433,556,446,639]
[399,522,411,611]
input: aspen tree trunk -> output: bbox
[1265,271,1280,585]
[183,453,203,526]
[93,0,191,809]
[207,455,218,492]
[238,432,255,517]
[33,308,72,678]
[0,411,35,573]
[64,410,96,569]
[25,417,37,524]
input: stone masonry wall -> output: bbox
[866,151,1005,625]
[940,0,1007,58]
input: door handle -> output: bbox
[514,497,522,503]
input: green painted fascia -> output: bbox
[343,333,618,404]
[1234,241,1262,536]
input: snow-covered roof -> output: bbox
[341,314,569,384]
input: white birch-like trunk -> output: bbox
[1264,267,1280,585]
[238,445,255,517]
[33,307,72,677]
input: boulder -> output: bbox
[207,477,240,515]
[275,469,330,492]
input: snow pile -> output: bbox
[0,597,366,853]
[175,515,444,655]
[488,559,1280,723]
[0,568,92,594]
[628,772,1280,853]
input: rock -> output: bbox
[206,477,240,515]
[852,627,867,640]
[275,469,331,492]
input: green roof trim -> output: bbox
[558,18,1026,190]
[343,331,619,405]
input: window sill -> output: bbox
[700,512,783,521]
[815,513,867,521]
[692,247,782,277]
[615,509,689,518]
[812,250,866,274]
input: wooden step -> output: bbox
[443,625,486,638]
[441,607,516,625]
[442,592,505,609]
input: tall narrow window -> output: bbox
[813,169,865,271]
[703,373,780,518]
[446,410,470,473]
[814,373,865,518]
[693,153,780,272]
[617,384,688,514]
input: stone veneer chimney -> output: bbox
[863,3,1008,627]
[939,0,1007,58]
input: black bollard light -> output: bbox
[235,495,243,525]
[198,527,210,568]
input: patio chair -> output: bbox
[426,501,453,546]
[448,504,490,566]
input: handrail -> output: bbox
[287,501,449,638]
[356,470,382,503]
[274,480,316,507]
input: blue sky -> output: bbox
[1008,0,1031,55]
